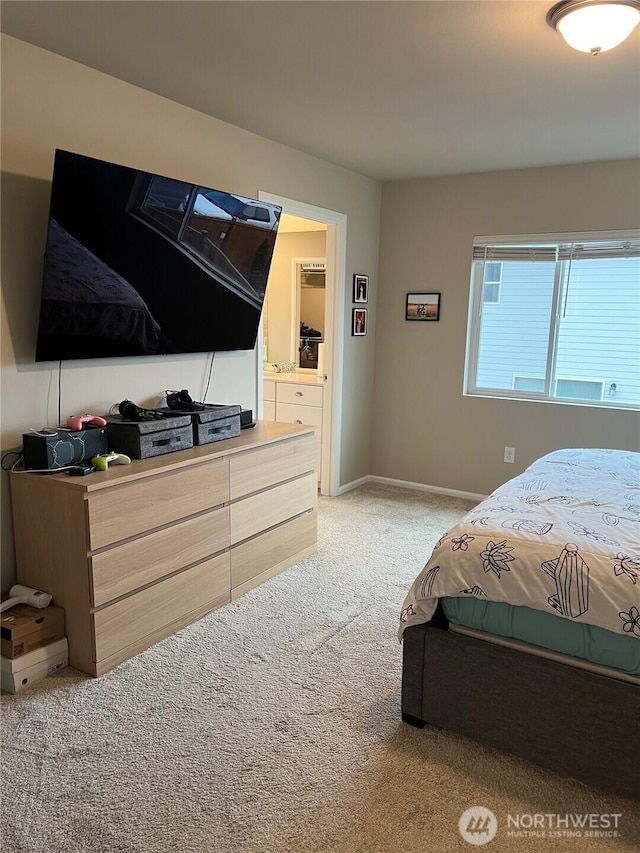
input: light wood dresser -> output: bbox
[10,422,317,676]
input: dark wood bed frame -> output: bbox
[401,604,640,801]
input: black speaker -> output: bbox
[22,428,109,471]
[240,409,254,429]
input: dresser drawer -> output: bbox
[231,510,316,589]
[276,383,323,407]
[230,473,317,544]
[91,506,230,607]
[229,434,315,500]
[93,553,230,663]
[276,401,322,430]
[87,458,229,549]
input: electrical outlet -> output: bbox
[504,446,516,463]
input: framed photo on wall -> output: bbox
[405,292,440,321]
[353,274,369,303]
[352,308,367,336]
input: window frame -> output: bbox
[513,374,606,401]
[464,230,640,410]
[482,261,502,305]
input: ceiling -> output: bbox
[2,1,639,182]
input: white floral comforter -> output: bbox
[399,449,640,641]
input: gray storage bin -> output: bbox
[154,403,241,446]
[192,404,241,445]
[106,415,193,459]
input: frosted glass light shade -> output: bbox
[548,0,640,54]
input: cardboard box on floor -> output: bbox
[1,637,68,694]
[0,603,65,659]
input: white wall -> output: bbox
[373,159,640,497]
[0,36,381,588]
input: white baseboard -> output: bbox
[335,475,370,495]
[336,474,486,503]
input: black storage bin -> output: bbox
[106,415,193,459]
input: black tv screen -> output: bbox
[35,150,282,361]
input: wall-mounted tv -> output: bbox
[35,149,282,362]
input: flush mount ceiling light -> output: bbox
[547,0,640,54]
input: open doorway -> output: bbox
[257,192,346,497]
[262,215,327,371]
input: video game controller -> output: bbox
[91,452,132,471]
[67,413,108,430]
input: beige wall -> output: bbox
[373,159,640,497]
[265,231,326,365]
[0,36,381,588]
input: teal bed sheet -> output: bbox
[441,597,640,677]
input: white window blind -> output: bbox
[465,231,640,409]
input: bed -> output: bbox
[399,448,640,800]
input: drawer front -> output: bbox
[231,509,317,589]
[276,401,322,429]
[91,506,230,607]
[263,400,276,421]
[93,553,230,662]
[263,380,276,402]
[87,458,229,549]
[276,383,323,407]
[229,434,315,500]
[230,473,317,544]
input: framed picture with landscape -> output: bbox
[405,292,440,321]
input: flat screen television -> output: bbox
[35,149,282,362]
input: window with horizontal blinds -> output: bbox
[465,232,640,409]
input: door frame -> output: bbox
[257,192,346,497]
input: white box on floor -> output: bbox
[1,637,68,694]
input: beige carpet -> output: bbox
[2,483,639,853]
